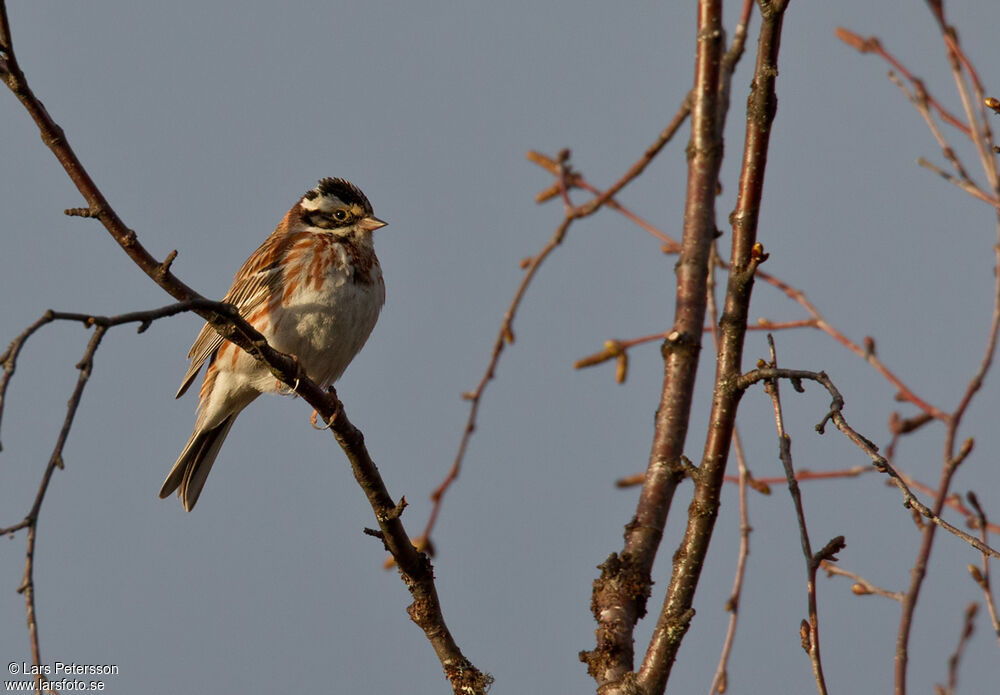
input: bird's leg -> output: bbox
[310,385,341,430]
[275,353,306,396]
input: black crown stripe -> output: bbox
[315,177,373,213]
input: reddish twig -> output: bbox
[893,16,1000,695]
[928,10,999,194]
[935,602,978,695]
[834,27,971,137]
[425,201,572,553]
[832,22,1000,691]
[616,463,875,492]
[526,88,692,249]
[565,190,945,424]
[535,96,693,220]
[918,157,1000,209]
[896,67,1000,695]
[574,320,818,381]
[819,560,904,602]
[707,426,752,695]
[569,191,947,421]
[617,461,1000,542]
[756,270,948,420]
[529,152,681,251]
[887,72,973,183]
[730,465,872,488]
[429,99,695,557]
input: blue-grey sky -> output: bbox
[2,1,999,693]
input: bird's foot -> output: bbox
[310,386,341,430]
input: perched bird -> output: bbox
[160,178,386,511]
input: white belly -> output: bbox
[270,273,384,387]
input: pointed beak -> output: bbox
[358,216,388,232]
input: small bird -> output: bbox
[160,178,386,511]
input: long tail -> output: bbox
[159,415,237,511]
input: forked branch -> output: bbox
[0,3,489,692]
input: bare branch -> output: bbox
[762,336,834,695]
[583,0,732,680]
[917,157,1000,208]
[737,367,1000,560]
[12,326,106,693]
[834,27,971,137]
[635,4,791,691]
[756,270,948,420]
[966,493,1000,646]
[433,106,699,556]
[0,4,489,691]
[706,242,754,695]
[876,8,1000,692]
[425,212,570,556]
[819,560,904,602]
[888,72,972,182]
[935,602,978,695]
[528,150,680,249]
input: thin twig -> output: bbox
[428,98,696,555]
[707,426,751,695]
[966,493,1000,646]
[836,22,1000,692]
[937,602,978,695]
[892,8,1000,691]
[575,186,948,420]
[834,27,971,137]
[14,326,106,695]
[561,177,947,424]
[819,560,904,602]
[0,314,56,452]
[615,463,875,491]
[0,300,246,454]
[574,319,818,379]
[528,151,680,250]
[888,72,972,183]
[897,474,1000,537]
[762,335,835,695]
[706,241,754,695]
[917,157,1000,209]
[930,10,999,196]
[756,270,948,420]
[425,213,571,550]
[736,367,1000,560]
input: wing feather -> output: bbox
[175,231,306,398]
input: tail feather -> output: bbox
[160,415,237,511]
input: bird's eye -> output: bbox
[332,209,348,222]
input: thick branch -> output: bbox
[636,4,790,692]
[581,2,726,691]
